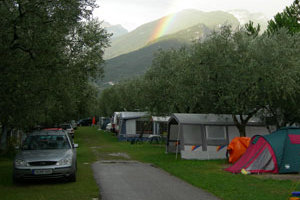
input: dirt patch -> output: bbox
[223,164,300,181]
[92,150,131,160]
[252,173,300,181]
[90,146,102,149]
[108,152,131,159]
[98,160,138,164]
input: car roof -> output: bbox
[29,130,67,136]
[43,128,63,130]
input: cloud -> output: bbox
[94,0,295,31]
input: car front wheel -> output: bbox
[69,172,76,182]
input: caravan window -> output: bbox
[136,120,153,134]
[182,125,202,145]
[205,126,226,140]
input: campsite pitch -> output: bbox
[92,160,221,200]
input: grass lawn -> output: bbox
[1,127,300,200]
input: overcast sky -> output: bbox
[93,0,294,31]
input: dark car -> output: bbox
[77,118,92,126]
[13,130,78,183]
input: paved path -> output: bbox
[92,160,221,200]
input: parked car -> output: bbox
[70,120,77,130]
[106,123,112,132]
[77,118,92,126]
[43,128,63,131]
[100,117,110,130]
[13,130,78,183]
[60,124,75,138]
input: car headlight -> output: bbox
[56,157,72,166]
[15,159,29,167]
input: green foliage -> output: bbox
[0,1,110,133]
[252,29,300,127]
[143,47,201,114]
[267,0,300,35]
[98,78,147,116]
[245,20,261,37]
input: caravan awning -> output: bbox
[170,113,265,126]
[120,112,148,120]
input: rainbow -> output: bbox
[148,13,176,43]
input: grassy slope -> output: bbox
[1,127,299,200]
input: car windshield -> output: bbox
[22,135,71,150]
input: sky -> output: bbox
[93,0,295,31]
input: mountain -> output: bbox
[104,9,240,59]
[228,9,269,31]
[99,39,185,89]
[98,23,212,88]
[102,22,128,39]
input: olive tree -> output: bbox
[0,0,110,151]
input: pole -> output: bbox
[175,123,180,160]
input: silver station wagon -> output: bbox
[13,130,78,182]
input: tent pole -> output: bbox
[176,123,181,160]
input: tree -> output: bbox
[245,20,261,37]
[267,0,300,34]
[252,29,300,128]
[191,26,300,134]
[188,26,264,136]
[0,0,110,151]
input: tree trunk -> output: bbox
[139,121,146,139]
[232,115,246,137]
[237,124,246,137]
[0,125,8,151]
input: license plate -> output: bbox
[33,169,52,175]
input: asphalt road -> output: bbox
[92,160,221,200]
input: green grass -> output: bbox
[1,127,300,200]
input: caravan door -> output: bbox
[126,120,136,135]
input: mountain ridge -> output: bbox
[99,9,269,89]
[104,9,240,59]
[102,22,128,39]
